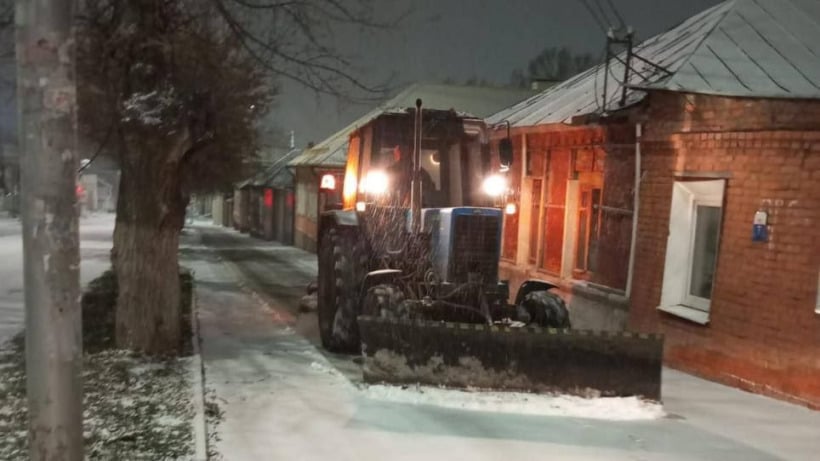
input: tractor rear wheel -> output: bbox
[317,227,368,352]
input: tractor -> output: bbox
[316,100,663,399]
[317,100,568,350]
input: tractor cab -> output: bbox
[322,104,513,275]
[338,107,507,214]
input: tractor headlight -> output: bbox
[482,174,507,197]
[362,170,389,195]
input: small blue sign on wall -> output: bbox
[753,210,768,242]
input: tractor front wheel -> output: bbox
[362,284,406,320]
[317,227,368,352]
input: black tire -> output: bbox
[317,227,368,352]
[519,290,571,328]
[362,284,406,319]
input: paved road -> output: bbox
[0,214,114,345]
[190,224,820,461]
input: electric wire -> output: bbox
[605,0,627,30]
[591,0,614,30]
[578,0,608,34]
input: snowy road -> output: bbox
[189,224,820,461]
[0,214,114,344]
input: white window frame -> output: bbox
[658,179,725,324]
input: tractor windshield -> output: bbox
[362,114,489,209]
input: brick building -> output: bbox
[488,0,820,407]
[632,93,820,409]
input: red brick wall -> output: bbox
[596,125,636,290]
[631,92,820,408]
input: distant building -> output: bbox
[488,0,820,408]
[225,148,301,244]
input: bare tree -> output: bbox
[510,46,595,87]
[16,0,83,458]
[76,0,388,354]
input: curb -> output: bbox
[189,277,209,460]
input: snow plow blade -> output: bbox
[358,316,664,400]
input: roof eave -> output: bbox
[627,84,820,102]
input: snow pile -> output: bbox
[362,384,665,421]
[309,361,349,382]
[121,88,178,126]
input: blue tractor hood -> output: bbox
[423,207,503,284]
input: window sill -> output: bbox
[658,304,710,325]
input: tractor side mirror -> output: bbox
[498,138,513,169]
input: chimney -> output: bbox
[289,131,295,149]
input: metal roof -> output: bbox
[238,148,300,189]
[288,83,537,168]
[488,0,820,128]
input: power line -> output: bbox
[592,0,614,29]
[605,0,627,29]
[578,0,607,34]
[78,123,115,174]
[592,46,607,112]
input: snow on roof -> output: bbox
[488,0,820,128]
[288,83,536,168]
[238,148,301,189]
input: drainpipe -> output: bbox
[626,122,642,299]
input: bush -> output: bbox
[82,268,195,354]
[82,270,118,352]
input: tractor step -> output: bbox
[358,316,664,400]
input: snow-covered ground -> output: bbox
[0,213,115,344]
[361,385,665,421]
[0,343,193,459]
[190,224,820,461]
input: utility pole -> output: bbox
[16,0,83,459]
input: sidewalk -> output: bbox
[189,225,820,461]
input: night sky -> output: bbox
[0,1,722,154]
[271,0,721,148]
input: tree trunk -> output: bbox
[16,0,84,458]
[113,143,187,355]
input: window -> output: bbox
[659,179,725,324]
[528,179,542,264]
[540,150,569,274]
[686,204,721,309]
[574,178,602,277]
